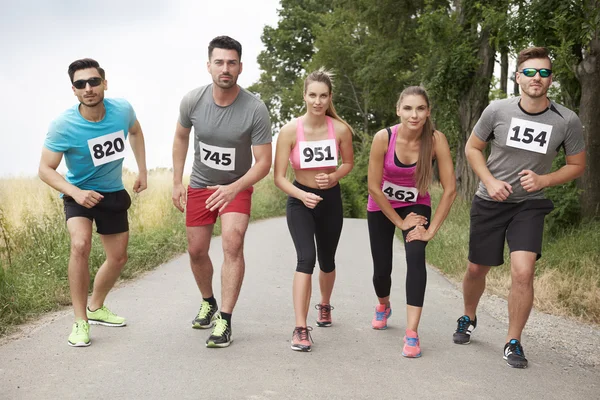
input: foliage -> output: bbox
[544,152,583,234]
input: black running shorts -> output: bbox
[63,189,131,235]
[468,195,554,266]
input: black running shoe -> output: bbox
[192,300,218,329]
[503,339,528,368]
[453,315,477,344]
[206,315,232,348]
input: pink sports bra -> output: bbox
[289,116,339,170]
[367,124,431,212]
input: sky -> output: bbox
[0,0,281,177]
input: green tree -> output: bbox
[517,0,600,218]
[248,0,333,129]
[418,0,511,198]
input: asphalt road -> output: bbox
[1,217,598,399]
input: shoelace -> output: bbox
[405,337,419,347]
[99,306,117,318]
[75,321,88,334]
[315,304,334,320]
[456,317,469,333]
[294,326,314,343]
[510,342,524,356]
[375,308,389,321]
[212,318,228,336]
[197,302,212,319]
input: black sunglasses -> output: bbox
[520,68,552,78]
[72,77,103,89]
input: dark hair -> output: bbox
[68,58,105,83]
[208,36,242,60]
[304,68,354,134]
[517,47,552,70]
[396,86,435,195]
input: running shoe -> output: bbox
[192,300,218,329]
[402,329,422,358]
[68,320,91,347]
[371,303,392,330]
[206,315,232,348]
[87,305,126,327]
[504,339,528,368]
[453,315,477,344]
[291,326,313,352]
[315,303,334,327]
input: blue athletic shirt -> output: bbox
[44,98,137,193]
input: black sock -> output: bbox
[220,312,232,328]
[203,296,218,309]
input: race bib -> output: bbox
[506,118,553,154]
[299,139,337,169]
[88,130,126,167]
[199,141,235,171]
[381,181,418,203]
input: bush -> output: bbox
[544,152,582,234]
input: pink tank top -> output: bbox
[289,116,339,170]
[367,124,431,212]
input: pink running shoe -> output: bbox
[402,329,422,358]
[371,304,392,330]
[291,326,313,352]
[315,303,334,327]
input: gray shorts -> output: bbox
[468,195,554,266]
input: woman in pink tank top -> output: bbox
[274,69,354,352]
[367,86,456,358]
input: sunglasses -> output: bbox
[520,68,552,78]
[72,77,103,89]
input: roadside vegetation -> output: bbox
[0,170,286,336]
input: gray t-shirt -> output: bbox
[179,84,272,188]
[473,97,585,202]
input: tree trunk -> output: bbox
[500,47,508,95]
[577,37,600,218]
[456,28,496,199]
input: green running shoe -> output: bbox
[206,315,232,348]
[68,320,90,347]
[87,305,127,327]
[192,300,218,329]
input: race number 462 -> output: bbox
[199,141,235,171]
[87,130,126,167]
[506,118,553,154]
[381,181,418,203]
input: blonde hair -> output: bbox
[304,68,354,134]
[397,86,435,195]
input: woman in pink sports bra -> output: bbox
[274,69,354,352]
[367,86,456,358]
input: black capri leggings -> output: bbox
[286,181,343,274]
[367,204,431,307]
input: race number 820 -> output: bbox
[87,130,127,167]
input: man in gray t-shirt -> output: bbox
[452,47,586,369]
[171,36,272,348]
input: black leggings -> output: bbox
[367,204,431,307]
[286,181,343,274]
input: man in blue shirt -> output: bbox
[39,58,147,347]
